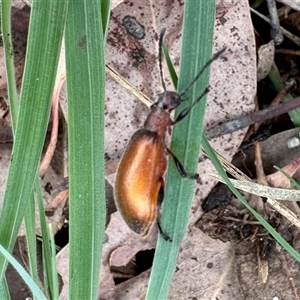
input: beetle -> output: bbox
[114,28,225,240]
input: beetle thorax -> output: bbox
[143,107,172,136]
[143,91,181,135]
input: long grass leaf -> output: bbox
[146,2,216,298]
[24,194,39,299]
[0,278,10,300]
[0,0,68,278]
[35,176,52,297]
[65,0,107,298]
[1,0,19,125]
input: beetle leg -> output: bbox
[167,148,199,180]
[157,220,172,242]
[156,183,172,242]
[157,183,164,207]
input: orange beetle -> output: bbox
[114,29,225,240]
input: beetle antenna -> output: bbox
[159,28,167,92]
[174,87,210,124]
[179,47,226,97]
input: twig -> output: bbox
[266,0,284,45]
[205,96,300,139]
[276,0,300,12]
[269,78,296,106]
[223,216,261,225]
[39,73,65,178]
[254,142,267,213]
[279,250,300,300]
[250,7,300,46]
[276,49,300,56]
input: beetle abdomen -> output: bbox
[114,129,167,236]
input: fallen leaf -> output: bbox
[257,40,275,81]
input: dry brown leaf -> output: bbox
[169,227,240,299]
[257,40,275,81]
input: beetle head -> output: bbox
[153,91,181,113]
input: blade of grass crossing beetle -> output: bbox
[146,2,216,299]
[0,0,68,279]
[65,0,108,299]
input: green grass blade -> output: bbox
[24,193,39,299]
[49,225,59,300]
[35,176,52,297]
[101,0,111,39]
[273,165,300,190]
[0,278,10,300]
[2,1,56,296]
[162,43,178,88]
[1,0,19,126]
[2,1,39,295]
[65,0,107,298]
[0,245,47,300]
[146,2,216,299]
[0,0,68,278]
